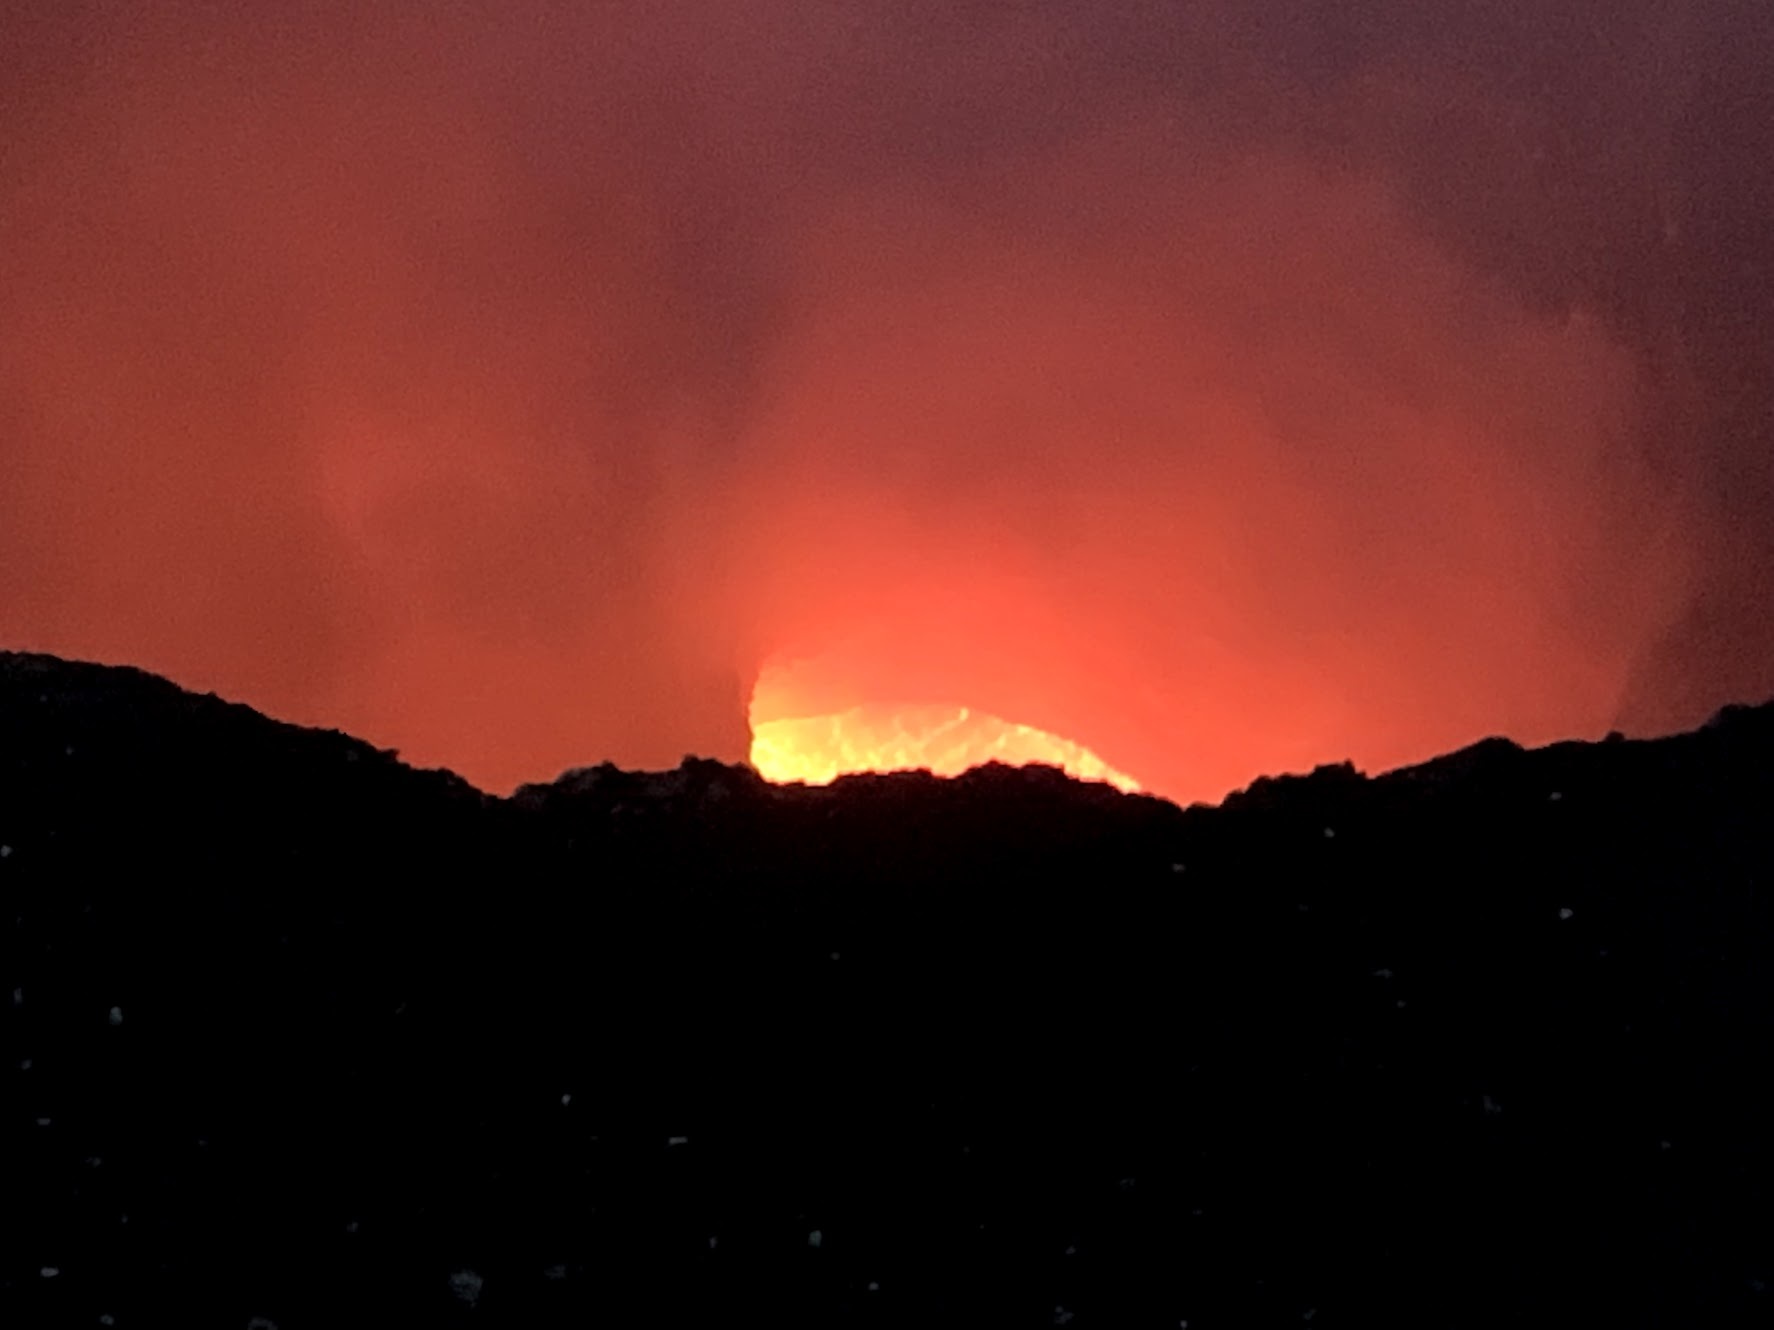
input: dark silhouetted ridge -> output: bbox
[2,651,1771,1327]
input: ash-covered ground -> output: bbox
[2,650,1770,1327]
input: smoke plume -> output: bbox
[2,1,1768,801]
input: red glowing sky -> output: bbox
[2,2,1771,803]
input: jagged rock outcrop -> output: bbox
[2,650,1771,1327]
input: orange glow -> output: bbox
[750,701,1141,791]
[4,4,1764,802]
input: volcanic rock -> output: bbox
[1,650,1770,1327]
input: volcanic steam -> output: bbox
[2,2,1769,803]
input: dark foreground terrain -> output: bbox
[2,650,1770,1327]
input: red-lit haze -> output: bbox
[737,147,1687,800]
[2,3,1767,803]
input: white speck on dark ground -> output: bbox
[99,1317,115,1326]
[36,1117,51,1127]
[11,987,21,1006]
[707,1236,717,1250]
[560,1093,571,1107]
[667,1135,688,1146]
[447,1269,483,1308]
[1483,1096,1502,1116]
[1322,826,1335,838]
[344,1220,359,1235]
[247,1318,279,1330]
[0,844,11,858]
[1054,1307,1075,1325]
[544,1263,568,1280]
[108,1006,123,1026]
[1549,790,1563,801]
[1372,968,1392,979]
[1559,908,1574,920]
[40,1266,59,1278]
[1396,1000,1407,1008]
[1661,1140,1673,1150]
[19,1059,30,1071]
[1304,1308,1316,1320]
[808,1230,823,1248]
[1170,862,1186,874]
[1065,1245,1077,1256]
[65,745,74,757]
[867,1281,879,1292]
[830,951,840,961]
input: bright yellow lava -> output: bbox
[750,702,1141,792]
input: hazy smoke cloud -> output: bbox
[2,1,1768,799]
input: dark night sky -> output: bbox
[2,1,1770,802]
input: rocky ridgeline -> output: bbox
[2,650,1771,1327]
